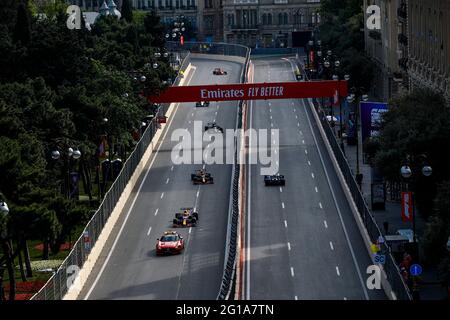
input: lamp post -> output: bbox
[347,87,368,189]
[52,147,82,199]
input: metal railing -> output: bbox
[311,99,412,300]
[31,53,191,300]
[166,41,250,59]
[217,45,251,300]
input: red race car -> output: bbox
[213,68,227,75]
[156,231,185,255]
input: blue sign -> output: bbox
[360,101,389,143]
[374,254,386,264]
[410,264,422,276]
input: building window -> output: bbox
[262,13,267,25]
[278,12,282,25]
[204,15,214,30]
[268,13,272,25]
[205,0,213,8]
[283,13,288,24]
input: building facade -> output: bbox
[73,0,320,46]
[364,0,409,101]
[407,0,450,102]
[222,0,321,48]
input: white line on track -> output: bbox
[305,149,308,154]
[273,140,276,145]
[324,220,328,228]
[154,208,159,216]
[319,202,323,209]
[196,190,200,198]
[269,108,272,113]
[344,297,347,300]
[311,173,315,179]
[271,123,273,127]
[147,226,152,236]
[290,267,295,277]
[160,192,164,199]
[191,112,194,116]
[270,115,273,120]
[284,220,288,228]
[297,122,300,127]
[287,242,291,251]
[300,130,303,135]
[272,131,274,135]
[308,160,311,166]
[202,164,206,169]
[293,108,296,112]
[295,115,298,119]
[83,67,197,300]
[315,187,318,193]
[166,178,170,184]
[279,187,283,193]
[274,149,277,154]
[330,241,334,250]
[295,296,298,300]
[189,227,192,234]
[302,140,305,144]
[281,202,285,209]
[336,266,341,276]
[189,120,191,124]
[171,165,174,171]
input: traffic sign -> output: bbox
[374,254,386,264]
[410,264,422,276]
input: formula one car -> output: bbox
[191,169,214,184]
[173,208,199,227]
[213,68,227,75]
[204,122,224,133]
[156,231,184,255]
[196,101,210,107]
[264,174,286,186]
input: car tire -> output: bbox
[193,212,199,220]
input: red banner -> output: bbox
[401,192,413,222]
[310,51,315,65]
[149,80,348,104]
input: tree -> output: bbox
[374,89,450,217]
[121,0,133,23]
[12,2,31,46]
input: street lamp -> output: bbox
[52,147,82,199]
[0,201,9,216]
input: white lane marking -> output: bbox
[319,202,323,209]
[324,220,328,228]
[191,112,194,116]
[315,186,318,193]
[295,296,298,300]
[295,115,298,119]
[279,187,283,193]
[268,102,271,106]
[336,266,341,276]
[330,241,334,250]
[302,140,305,144]
[215,111,218,116]
[273,140,276,145]
[297,122,300,127]
[287,242,291,251]
[311,173,315,179]
[188,120,191,124]
[300,130,303,135]
[294,108,296,112]
[196,190,199,198]
[202,164,206,169]
[284,220,288,228]
[82,68,197,300]
[166,178,170,184]
[269,108,272,113]
[171,165,174,171]
[274,149,277,154]
[303,99,369,299]
[308,160,311,166]
[290,267,295,277]
[270,115,273,120]
[271,123,273,128]
[305,149,308,154]
[147,226,152,236]
[281,202,285,209]
[189,227,192,234]
[344,297,347,300]
[160,192,164,199]
[272,131,274,136]
[154,208,159,216]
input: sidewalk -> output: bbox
[341,128,447,300]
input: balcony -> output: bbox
[398,33,408,46]
[229,24,258,31]
[397,6,407,20]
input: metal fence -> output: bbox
[311,99,412,300]
[31,53,191,301]
[167,41,249,58]
[217,46,251,300]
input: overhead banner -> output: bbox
[401,191,413,222]
[148,80,348,104]
[360,101,389,143]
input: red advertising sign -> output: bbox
[401,192,413,222]
[149,80,348,104]
[310,51,315,65]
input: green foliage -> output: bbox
[375,89,450,217]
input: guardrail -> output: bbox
[167,41,249,59]
[312,100,412,300]
[217,45,251,300]
[31,53,192,300]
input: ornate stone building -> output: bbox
[407,0,450,102]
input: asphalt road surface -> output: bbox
[243,57,387,300]
[79,58,242,300]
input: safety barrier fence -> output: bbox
[217,46,251,300]
[311,99,412,300]
[31,52,191,300]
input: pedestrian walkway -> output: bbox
[341,128,447,300]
